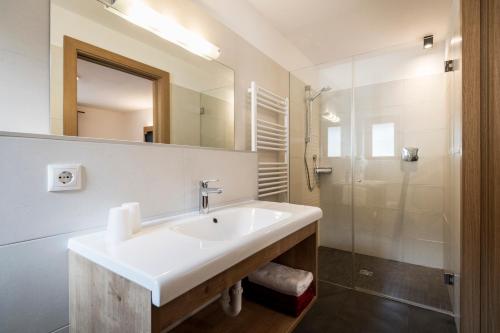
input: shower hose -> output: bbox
[304,141,317,192]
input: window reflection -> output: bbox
[328,126,342,157]
[371,122,395,157]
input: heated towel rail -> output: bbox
[249,81,289,200]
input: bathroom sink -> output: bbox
[68,201,322,306]
[170,207,291,242]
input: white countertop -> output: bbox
[68,200,322,307]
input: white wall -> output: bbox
[0,0,50,134]
[0,134,257,332]
[0,1,279,332]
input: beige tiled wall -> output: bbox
[293,44,450,269]
[200,93,234,150]
[352,74,447,268]
[289,74,320,207]
[318,87,353,250]
[75,106,152,142]
[171,84,202,147]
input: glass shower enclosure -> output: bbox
[290,40,459,313]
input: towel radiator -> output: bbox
[249,81,289,201]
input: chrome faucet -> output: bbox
[199,179,223,214]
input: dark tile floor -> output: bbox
[294,282,457,333]
[319,247,452,311]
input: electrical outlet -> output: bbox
[48,164,82,192]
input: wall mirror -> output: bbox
[49,0,235,149]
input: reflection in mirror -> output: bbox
[60,36,170,143]
[48,0,235,149]
[77,59,154,142]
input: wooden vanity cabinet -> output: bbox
[69,221,318,333]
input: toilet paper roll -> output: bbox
[106,206,131,244]
[122,202,142,233]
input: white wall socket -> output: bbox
[47,164,82,192]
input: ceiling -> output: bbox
[244,0,452,66]
[77,58,153,112]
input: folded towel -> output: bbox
[248,262,313,296]
[243,279,315,317]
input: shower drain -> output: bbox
[359,269,374,277]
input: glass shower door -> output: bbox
[351,43,452,312]
[316,60,355,288]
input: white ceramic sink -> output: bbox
[170,207,291,242]
[68,201,322,306]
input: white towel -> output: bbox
[248,262,313,297]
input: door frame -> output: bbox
[63,36,170,143]
[461,0,500,331]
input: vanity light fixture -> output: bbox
[97,0,221,60]
[423,34,434,49]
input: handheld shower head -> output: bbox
[307,86,332,101]
[303,85,331,192]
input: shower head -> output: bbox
[307,86,332,101]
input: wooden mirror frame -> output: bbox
[63,36,170,143]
